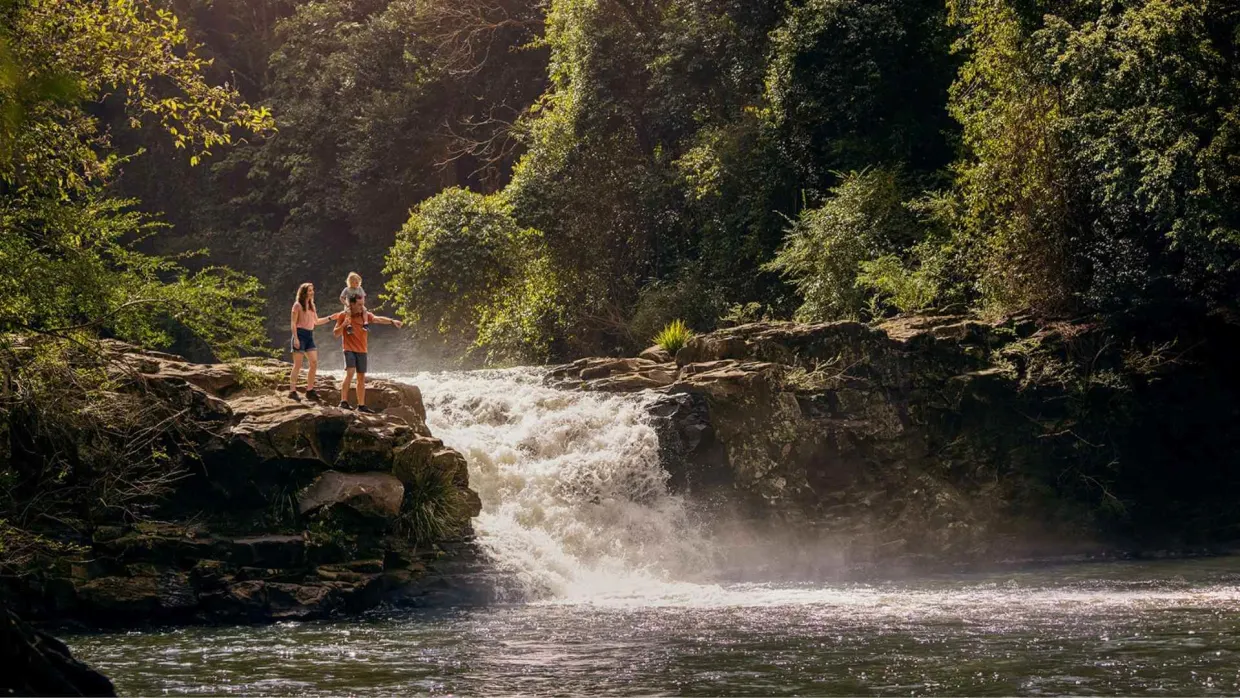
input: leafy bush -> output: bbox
[472,255,571,366]
[942,0,1240,314]
[764,168,924,321]
[652,319,693,355]
[385,187,569,365]
[628,275,726,350]
[857,254,939,315]
[0,0,271,359]
[720,302,772,328]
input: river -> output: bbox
[66,368,1240,695]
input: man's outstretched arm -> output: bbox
[370,314,404,329]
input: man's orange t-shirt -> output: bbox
[333,311,374,353]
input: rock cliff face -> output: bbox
[3,344,484,627]
[550,312,1240,570]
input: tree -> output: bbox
[765,168,924,321]
[941,0,1240,315]
[0,0,272,356]
[385,187,565,363]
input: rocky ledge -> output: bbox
[549,312,1240,571]
[3,343,484,628]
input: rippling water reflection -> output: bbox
[68,558,1240,696]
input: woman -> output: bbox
[289,282,333,400]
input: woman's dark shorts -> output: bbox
[294,328,316,353]
[343,350,368,374]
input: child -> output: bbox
[338,272,369,334]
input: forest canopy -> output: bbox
[4,0,1239,365]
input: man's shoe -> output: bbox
[288,391,301,400]
[306,389,320,401]
[338,401,353,410]
[357,405,377,414]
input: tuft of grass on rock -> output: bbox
[652,319,694,355]
[398,467,466,545]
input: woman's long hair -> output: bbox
[295,283,316,312]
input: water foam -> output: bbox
[387,367,712,601]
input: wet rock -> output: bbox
[298,472,405,521]
[75,572,197,617]
[1,607,115,696]
[228,535,307,569]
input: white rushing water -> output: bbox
[383,369,1240,615]
[387,367,715,602]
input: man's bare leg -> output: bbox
[342,367,356,406]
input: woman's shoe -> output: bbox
[338,400,353,410]
[306,389,320,401]
[357,405,377,414]
[288,391,301,400]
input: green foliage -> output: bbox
[628,275,726,349]
[857,255,940,315]
[386,187,566,363]
[765,168,924,321]
[942,0,1240,314]
[115,0,549,343]
[0,0,272,192]
[720,302,772,328]
[764,0,957,183]
[473,255,571,365]
[0,191,268,359]
[0,0,271,358]
[397,467,466,545]
[11,0,1236,364]
[652,319,693,355]
[227,360,277,392]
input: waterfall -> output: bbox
[389,367,713,602]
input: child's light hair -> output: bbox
[347,271,362,287]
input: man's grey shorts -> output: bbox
[343,351,368,374]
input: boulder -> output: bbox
[298,472,405,521]
[1,608,115,696]
[639,345,673,363]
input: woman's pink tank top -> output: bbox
[294,303,317,330]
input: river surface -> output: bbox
[67,369,1240,695]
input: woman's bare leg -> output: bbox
[290,352,303,392]
[306,350,319,390]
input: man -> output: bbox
[331,296,403,413]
